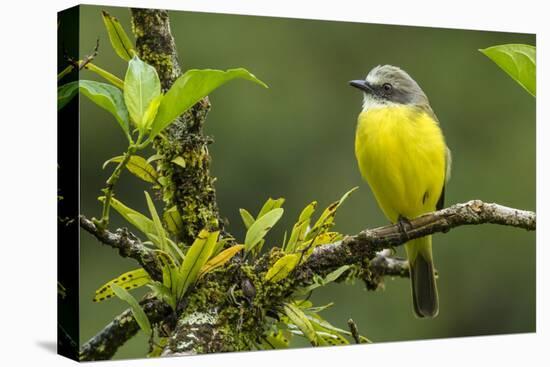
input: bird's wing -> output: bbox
[436,147,452,211]
[417,104,451,211]
[444,146,452,184]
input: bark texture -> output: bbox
[300,200,536,282]
[80,298,171,361]
[131,8,221,245]
[80,215,162,281]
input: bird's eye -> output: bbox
[382,83,393,93]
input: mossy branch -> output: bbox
[80,200,534,356]
[156,200,536,355]
[299,200,535,283]
[80,297,171,361]
[130,8,221,245]
[80,215,162,280]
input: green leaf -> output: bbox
[285,220,309,253]
[93,268,151,303]
[198,244,244,278]
[99,196,155,236]
[299,201,317,222]
[142,94,163,130]
[212,237,234,257]
[323,264,350,283]
[147,336,169,358]
[153,249,178,290]
[101,10,135,61]
[163,206,183,235]
[307,314,370,344]
[111,284,151,335]
[176,229,220,299]
[285,202,317,253]
[265,254,300,282]
[305,302,334,313]
[299,265,351,294]
[57,81,78,110]
[283,302,319,346]
[79,80,130,138]
[149,68,268,140]
[165,238,185,263]
[103,155,158,183]
[262,330,290,349]
[144,191,167,252]
[244,208,284,252]
[147,154,164,164]
[314,331,348,346]
[171,156,186,169]
[127,215,158,243]
[308,187,357,240]
[147,281,176,311]
[239,208,255,229]
[257,197,285,219]
[480,44,536,96]
[124,56,161,129]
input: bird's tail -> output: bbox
[405,235,439,318]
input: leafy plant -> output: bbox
[92,187,366,347]
[57,11,267,229]
[260,187,355,283]
[480,43,536,97]
[94,193,228,308]
[68,10,369,353]
[260,299,370,348]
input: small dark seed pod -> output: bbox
[241,278,256,300]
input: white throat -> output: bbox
[362,93,397,112]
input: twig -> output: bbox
[80,297,171,361]
[79,215,162,280]
[347,319,361,344]
[69,38,99,70]
[98,147,135,228]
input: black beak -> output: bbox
[349,79,373,93]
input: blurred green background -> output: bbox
[75,5,535,359]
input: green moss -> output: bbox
[152,130,221,244]
[169,253,299,352]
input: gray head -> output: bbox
[349,65,429,109]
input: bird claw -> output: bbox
[397,215,413,242]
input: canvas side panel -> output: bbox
[57,5,80,361]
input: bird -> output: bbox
[350,65,451,318]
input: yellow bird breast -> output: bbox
[355,106,446,222]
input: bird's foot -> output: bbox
[397,215,413,242]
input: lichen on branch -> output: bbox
[131,8,221,245]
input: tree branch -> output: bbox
[299,200,535,282]
[79,215,162,281]
[79,297,171,361]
